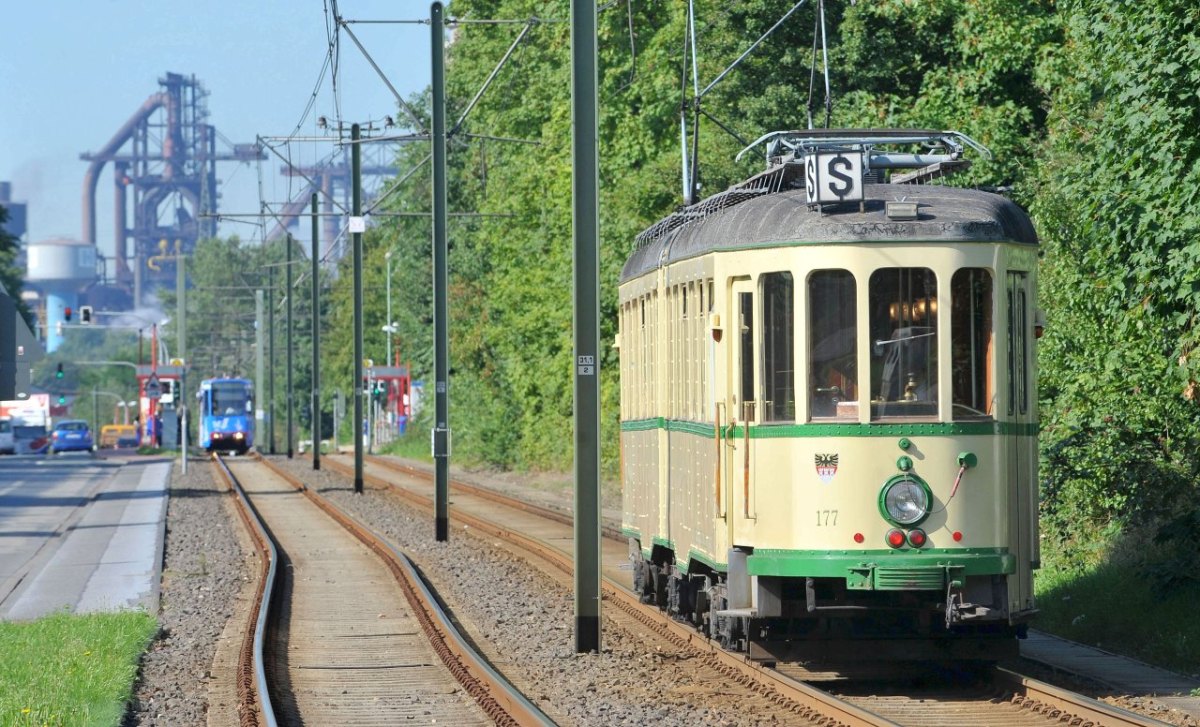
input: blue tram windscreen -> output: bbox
[211,382,251,415]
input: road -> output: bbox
[0,453,169,620]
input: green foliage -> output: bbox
[1032,0,1200,585]
[835,0,1058,188]
[0,204,32,326]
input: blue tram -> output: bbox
[197,377,255,453]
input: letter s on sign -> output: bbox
[826,155,856,199]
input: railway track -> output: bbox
[210,453,552,726]
[316,452,1168,727]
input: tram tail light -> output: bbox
[886,529,906,548]
[907,529,928,548]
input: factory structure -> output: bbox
[4,71,390,353]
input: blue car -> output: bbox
[48,420,95,455]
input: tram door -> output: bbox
[727,279,756,527]
[1005,271,1036,613]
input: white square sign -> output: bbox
[805,152,865,205]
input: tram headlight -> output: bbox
[879,474,931,527]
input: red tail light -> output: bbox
[886,529,906,548]
[907,529,927,548]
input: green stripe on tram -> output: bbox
[620,418,1037,437]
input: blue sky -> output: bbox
[0,1,434,260]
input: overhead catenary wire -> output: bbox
[337,19,425,130]
[449,21,534,137]
[676,0,814,205]
[699,0,810,99]
[257,137,348,214]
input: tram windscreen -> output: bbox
[870,268,938,419]
[211,383,250,416]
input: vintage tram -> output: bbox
[618,130,1039,661]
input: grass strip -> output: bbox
[0,610,158,727]
[1036,554,1200,677]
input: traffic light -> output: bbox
[57,394,66,405]
[55,363,64,379]
[80,306,93,325]
[64,306,72,322]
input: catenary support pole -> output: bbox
[286,234,294,459]
[311,193,321,470]
[570,0,602,653]
[177,254,187,473]
[255,290,265,450]
[352,122,365,494]
[432,2,451,542]
[268,265,277,454]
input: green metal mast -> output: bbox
[570,0,602,653]
[311,193,321,470]
[286,234,294,459]
[432,1,451,542]
[352,122,364,493]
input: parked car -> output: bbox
[99,424,138,449]
[0,417,13,455]
[48,420,95,455]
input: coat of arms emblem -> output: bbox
[815,453,839,484]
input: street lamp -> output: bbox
[116,400,137,424]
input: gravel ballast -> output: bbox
[122,458,254,727]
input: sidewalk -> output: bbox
[1022,630,1200,718]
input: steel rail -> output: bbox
[210,454,278,727]
[321,454,886,726]
[253,454,554,727]
[995,668,1168,727]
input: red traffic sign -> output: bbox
[146,374,162,399]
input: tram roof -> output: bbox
[621,183,1038,283]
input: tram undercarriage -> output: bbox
[633,550,1027,663]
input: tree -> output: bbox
[1031,1,1200,565]
[0,205,31,327]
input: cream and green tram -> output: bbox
[618,131,1040,662]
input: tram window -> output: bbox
[869,268,938,419]
[762,272,795,422]
[672,285,681,418]
[951,269,994,419]
[739,292,754,415]
[1017,286,1028,414]
[809,270,858,421]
